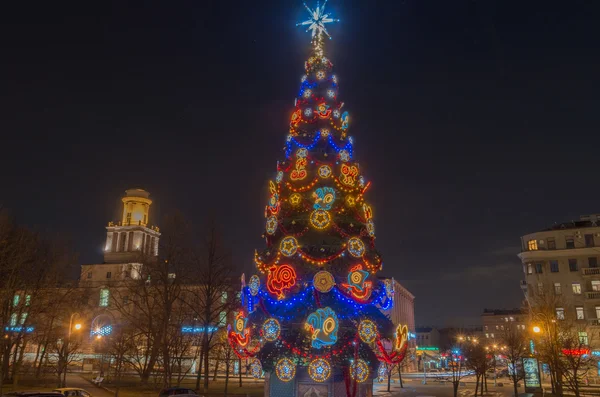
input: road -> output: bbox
[65,374,114,397]
[373,379,517,397]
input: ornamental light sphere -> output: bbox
[275,358,296,382]
[313,270,335,292]
[304,107,313,117]
[280,236,299,257]
[303,89,312,98]
[327,89,335,98]
[249,275,260,296]
[289,193,302,205]
[250,359,263,379]
[316,70,326,80]
[310,209,331,230]
[347,237,366,257]
[350,359,369,383]
[358,319,378,343]
[262,318,281,342]
[308,358,332,382]
[318,165,332,178]
[266,216,278,235]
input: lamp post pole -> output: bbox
[63,312,81,387]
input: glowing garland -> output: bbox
[350,359,369,383]
[308,358,331,382]
[358,319,378,343]
[262,318,281,342]
[275,358,296,382]
[285,131,353,159]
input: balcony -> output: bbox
[582,267,600,276]
[587,318,600,326]
[586,291,600,300]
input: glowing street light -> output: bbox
[74,323,82,331]
[532,326,541,334]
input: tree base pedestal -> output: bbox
[264,367,373,397]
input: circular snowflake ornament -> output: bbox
[313,271,335,293]
[310,209,331,230]
[339,150,350,162]
[275,358,296,382]
[262,318,281,342]
[304,107,313,117]
[366,219,375,237]
[350,359,369,383]
[347,237,366,257]
[327,89,335,98]
[303,89,312,98]
[308,358,331,382]
[276,170,284,183]
[250,359,263,379]
[333,109,341,118]
[316,70,326,80]
[248,275,260,297]
[318,165,332,178]
[280,236,299,257]
[378,362,386,382]
[358,319,378,343]
[266,216,277,235]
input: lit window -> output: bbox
[527,263,533,275]
[484,326,488,331]
[99,289,110,307]
[10,313,17,326]
[528,240,538,251]
[593,281,600,291]
[221,291,228,304]
[572,283,582,295]
[501,325,504,330]
[576,307,585,320]
[490,333,495,338]
[485,333,489,338]
[496,325,499,330]
[12,295,20,307]
[505,317,509,322]
[25,295,31,306]
[219,311,227,326]
[510,317,514,321]
[556,308,565,320]
[579,331,588,345]
[554,283,562,295]
[20,313,28,325]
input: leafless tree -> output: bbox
[500,324,528,397]
[558,324,596,397]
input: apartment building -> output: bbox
[481,308,527,341]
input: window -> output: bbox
[505,317,509,322]
[556,308,565,320]
[590,257,598,268]
[547,237,556,250]
[219,311,227,326]
[579,331,588,345]
[596,306,600,321]
[486,333,490,338]
[510,316,515,321]
[501,325,505,330]
[527,263,533,275]
[490,333,495,338]
[573,283,582,295]
[484,325,488,331]
[566,237,575,249]
[554,283,562,295]
[25,295,31,306]
[106,271,112,279]
[569,259,578,272]
[123,296,129,305]
[99,289,110,307]
[593,281,600,291]
[528,239,538,251]
[221,291,228,304]
[87,271,92,279]
[10,313,17,327]
[496,325,499,330]
[12,295,20,307]
[551,260,559,272]
[576,307,585,320]
[535,263,543,274]
[585,234,595,247]
[538,282,544,295]
[20,313,27,325]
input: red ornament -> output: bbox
[267,264,297,299]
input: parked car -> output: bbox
[52,388,92,397]
[3,393,63,397]
[158,388,198,397]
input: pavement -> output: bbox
[373,379,517,397]
[65,374,114,397]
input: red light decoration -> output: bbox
[290,108,302,128]
[340,163,359,186]
[228,311,250,347]
[562,348,590,356]
[267,264,297,299]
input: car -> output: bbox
[158,388,198,397]
[3,393,63,397]
[52,388,92,397]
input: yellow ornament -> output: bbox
[313,271,335,293]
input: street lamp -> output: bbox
[532,326,541,334]
[74,323,82,331]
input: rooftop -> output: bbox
[541,215,600,232]
[482,308,524,316]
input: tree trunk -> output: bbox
[484,371,488,392]
[475,374,479,396]
[202,333,210,390]
[224,357,230,397]
[513,378,518,397]
[212,350,220,381]
[387,365,392,392]
[238,358,242,387]
[397,365,403,388]
[194,345,203,391]
[453,381,459,397]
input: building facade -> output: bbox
[481,308,527,341]
[415,327,440,348]
[519,214,600,325]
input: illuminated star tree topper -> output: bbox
[296,0,339,55]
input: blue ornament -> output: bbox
[305,307,339,349]
[312,187,336,211]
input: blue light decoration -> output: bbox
[181,326,219,334]
[276,357,296,382]
[308,358,332,382]
[305,306,339,349]
[341,111,349,130]
[90,325,113,337]
[276,170,283,183]
[341,264,373,301]
[296,0,340,42]
[349,359,369,383]
[312,187,335,210]
[280,236,299,257]
[266,216,278,235]
[249,275,260,296]
[285,131,354,159]
[5,326,34,333]
[347,237,366,257]
[377,362,386,382]
[262,318,281,342]
[250,358,263,379]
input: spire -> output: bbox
[296,1,339,57]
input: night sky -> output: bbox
[1,0,599,327]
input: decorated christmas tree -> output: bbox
[229,2,408,395]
